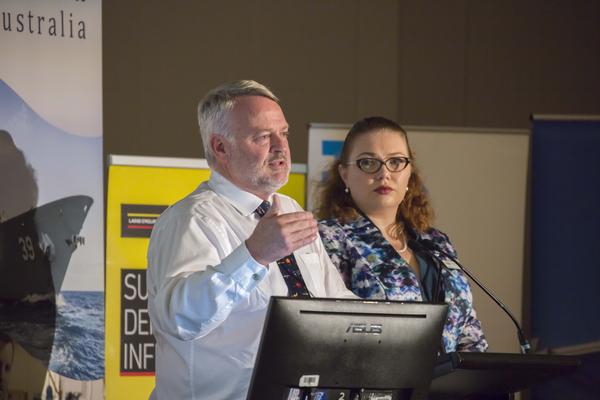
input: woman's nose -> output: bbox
[375,164,391,179]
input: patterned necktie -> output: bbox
[254,200,311,298]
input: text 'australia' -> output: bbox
[1,9,87,39]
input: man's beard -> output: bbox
[252,173,289,193]
[249,154,289,192]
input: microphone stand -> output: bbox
[420,240,531,354]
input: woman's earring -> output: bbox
[405,187,409,192]
[345,187,350,194]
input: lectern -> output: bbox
[429,351,581,400]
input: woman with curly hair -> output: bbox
[316,116,488,352]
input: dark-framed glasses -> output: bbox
[346,157,411,174]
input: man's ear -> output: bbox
[210,134,228,162]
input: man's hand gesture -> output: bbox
[246,195,318,266]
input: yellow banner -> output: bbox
[105,159,305,399]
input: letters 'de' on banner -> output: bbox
[105,155,306,399]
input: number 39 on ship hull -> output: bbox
[0,195,93,302]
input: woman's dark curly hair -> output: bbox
[315,117,434,233]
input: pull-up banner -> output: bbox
[531,115,600,399]
[0,1,103,399]
[105,155,306,399]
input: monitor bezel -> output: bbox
[247,297,448,400]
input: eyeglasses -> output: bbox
[346,157,411,174]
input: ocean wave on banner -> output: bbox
[0,298,56,362]
[0,273,104,381]
[49,291,104,381]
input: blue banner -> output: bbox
[531,117,600,399]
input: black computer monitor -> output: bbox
[247,297,448,400]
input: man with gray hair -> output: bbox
[147,80,353,399]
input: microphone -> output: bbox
[417,238,531,354]
[408,238,449,356]
[407,238,445,303]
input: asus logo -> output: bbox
[346,323,382,335]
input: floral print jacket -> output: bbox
[318,215,488,353]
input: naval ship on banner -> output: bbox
[0,195,93,303]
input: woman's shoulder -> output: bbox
[319,214,357,226]
[317,218,351,254]
[318,217,342,227]
[419,227,458,256]
[318,216,367,240]
[318,215,369,231]
[318,217,347,236]
[420,226,451,242]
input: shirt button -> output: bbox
[252,273,260,281]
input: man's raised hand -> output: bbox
[245,195,318,266]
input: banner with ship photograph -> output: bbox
[105,155,306,399]
[0,1,103,399]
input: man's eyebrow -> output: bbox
[253,125,289,133]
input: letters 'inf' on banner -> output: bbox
[105,155,306,399]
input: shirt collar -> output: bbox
[207,170,270,216]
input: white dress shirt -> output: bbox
[147,171,354,400]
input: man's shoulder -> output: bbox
[156,183,224,225]
[275,193,303,212]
